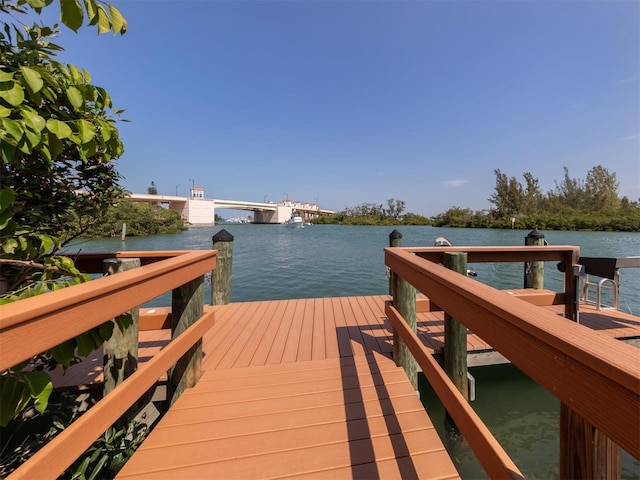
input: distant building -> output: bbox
[191,186,205,199]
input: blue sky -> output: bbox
[40,0,639,216]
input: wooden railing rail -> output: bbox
[385,301,524,479]
[70,250,197,273]
[0,250,217,370]
[8,309,216,479]
[384,247,639,460]
[406,245,580,320]
[1,249,217,479]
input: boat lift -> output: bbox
[578,256,640,311]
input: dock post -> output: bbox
[443,252,469,404]
[102,258,140,397]
[524,228,545,289]
[212,229,234,305]
[388,230,402,296]
[560,403,621,479]
[169,276,204,406]
[391,246,417,389]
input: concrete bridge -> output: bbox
[128,193,335,225]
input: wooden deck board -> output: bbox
[46,294,639,478]
[47,294,640,393]
[48,295,640,390]
[241,299,288,367]
[116,354,459,480]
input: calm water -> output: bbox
[68,225,640,313]
[67,225,640,478]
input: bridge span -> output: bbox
[127,193,335,225]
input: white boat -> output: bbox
[285,212,304,228]
[434,236,453,247]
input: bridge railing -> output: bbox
[385,246,639,478]
[1,250,217,479]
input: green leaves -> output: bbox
[46,118,72,139]
[0,0,130,438]
[66,85,83,109]
[2,118,22,141]
[23,370,54,413]
[0,371,53,427]
[21,108,46,133]
[0,56,125,165]
[19,66,44,93]
[0,375,31,427]
[60,0,84,32]
[56,0,127,35]
[78,119,96,143]
[0,77,25,106]
[108,3,126,34]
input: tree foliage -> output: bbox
[1,1,127,241]
[444,165,639,231]
[85,199,185,237]
[315,199,428,225]
[0,0,129,437]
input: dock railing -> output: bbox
[385,245,639,479]
[0,250,217,479]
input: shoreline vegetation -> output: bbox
[316,166,639,232]
[93,165,639,237]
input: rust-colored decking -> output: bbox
[115,295,461,479]
[51,295,640,389]
[108,294,639,479]
[116,353,459,479]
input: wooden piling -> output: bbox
[556,246,620,478]
[389,231,415,389]
[212,229,233,305]
[169,276,204,406]
[102,258,140,396]
[524,228,545,289]
[388,230,402,297]
[393,272,417,389]
[443,252,469,402]
[560,404,621,479]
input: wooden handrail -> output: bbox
[1,249,217,478]
[0,250,217,371]
[69,251,202,272]
[8,309,216,479]
[408,245,580,319]
[385,302,523,479]
[385,247,640,460]
[408,245,579,263]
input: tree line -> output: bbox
[314,198,429,226]
[432,165,638,231]
[319,165,639,232]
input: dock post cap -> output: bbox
[212,229,234,242]
[526,228,544,239]
[389,229,402,240]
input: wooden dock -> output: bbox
[110,295,639,479]
[116,353,459,479]
[6,246,639,479]
[50,295,640,391]
[114,295,470,479]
